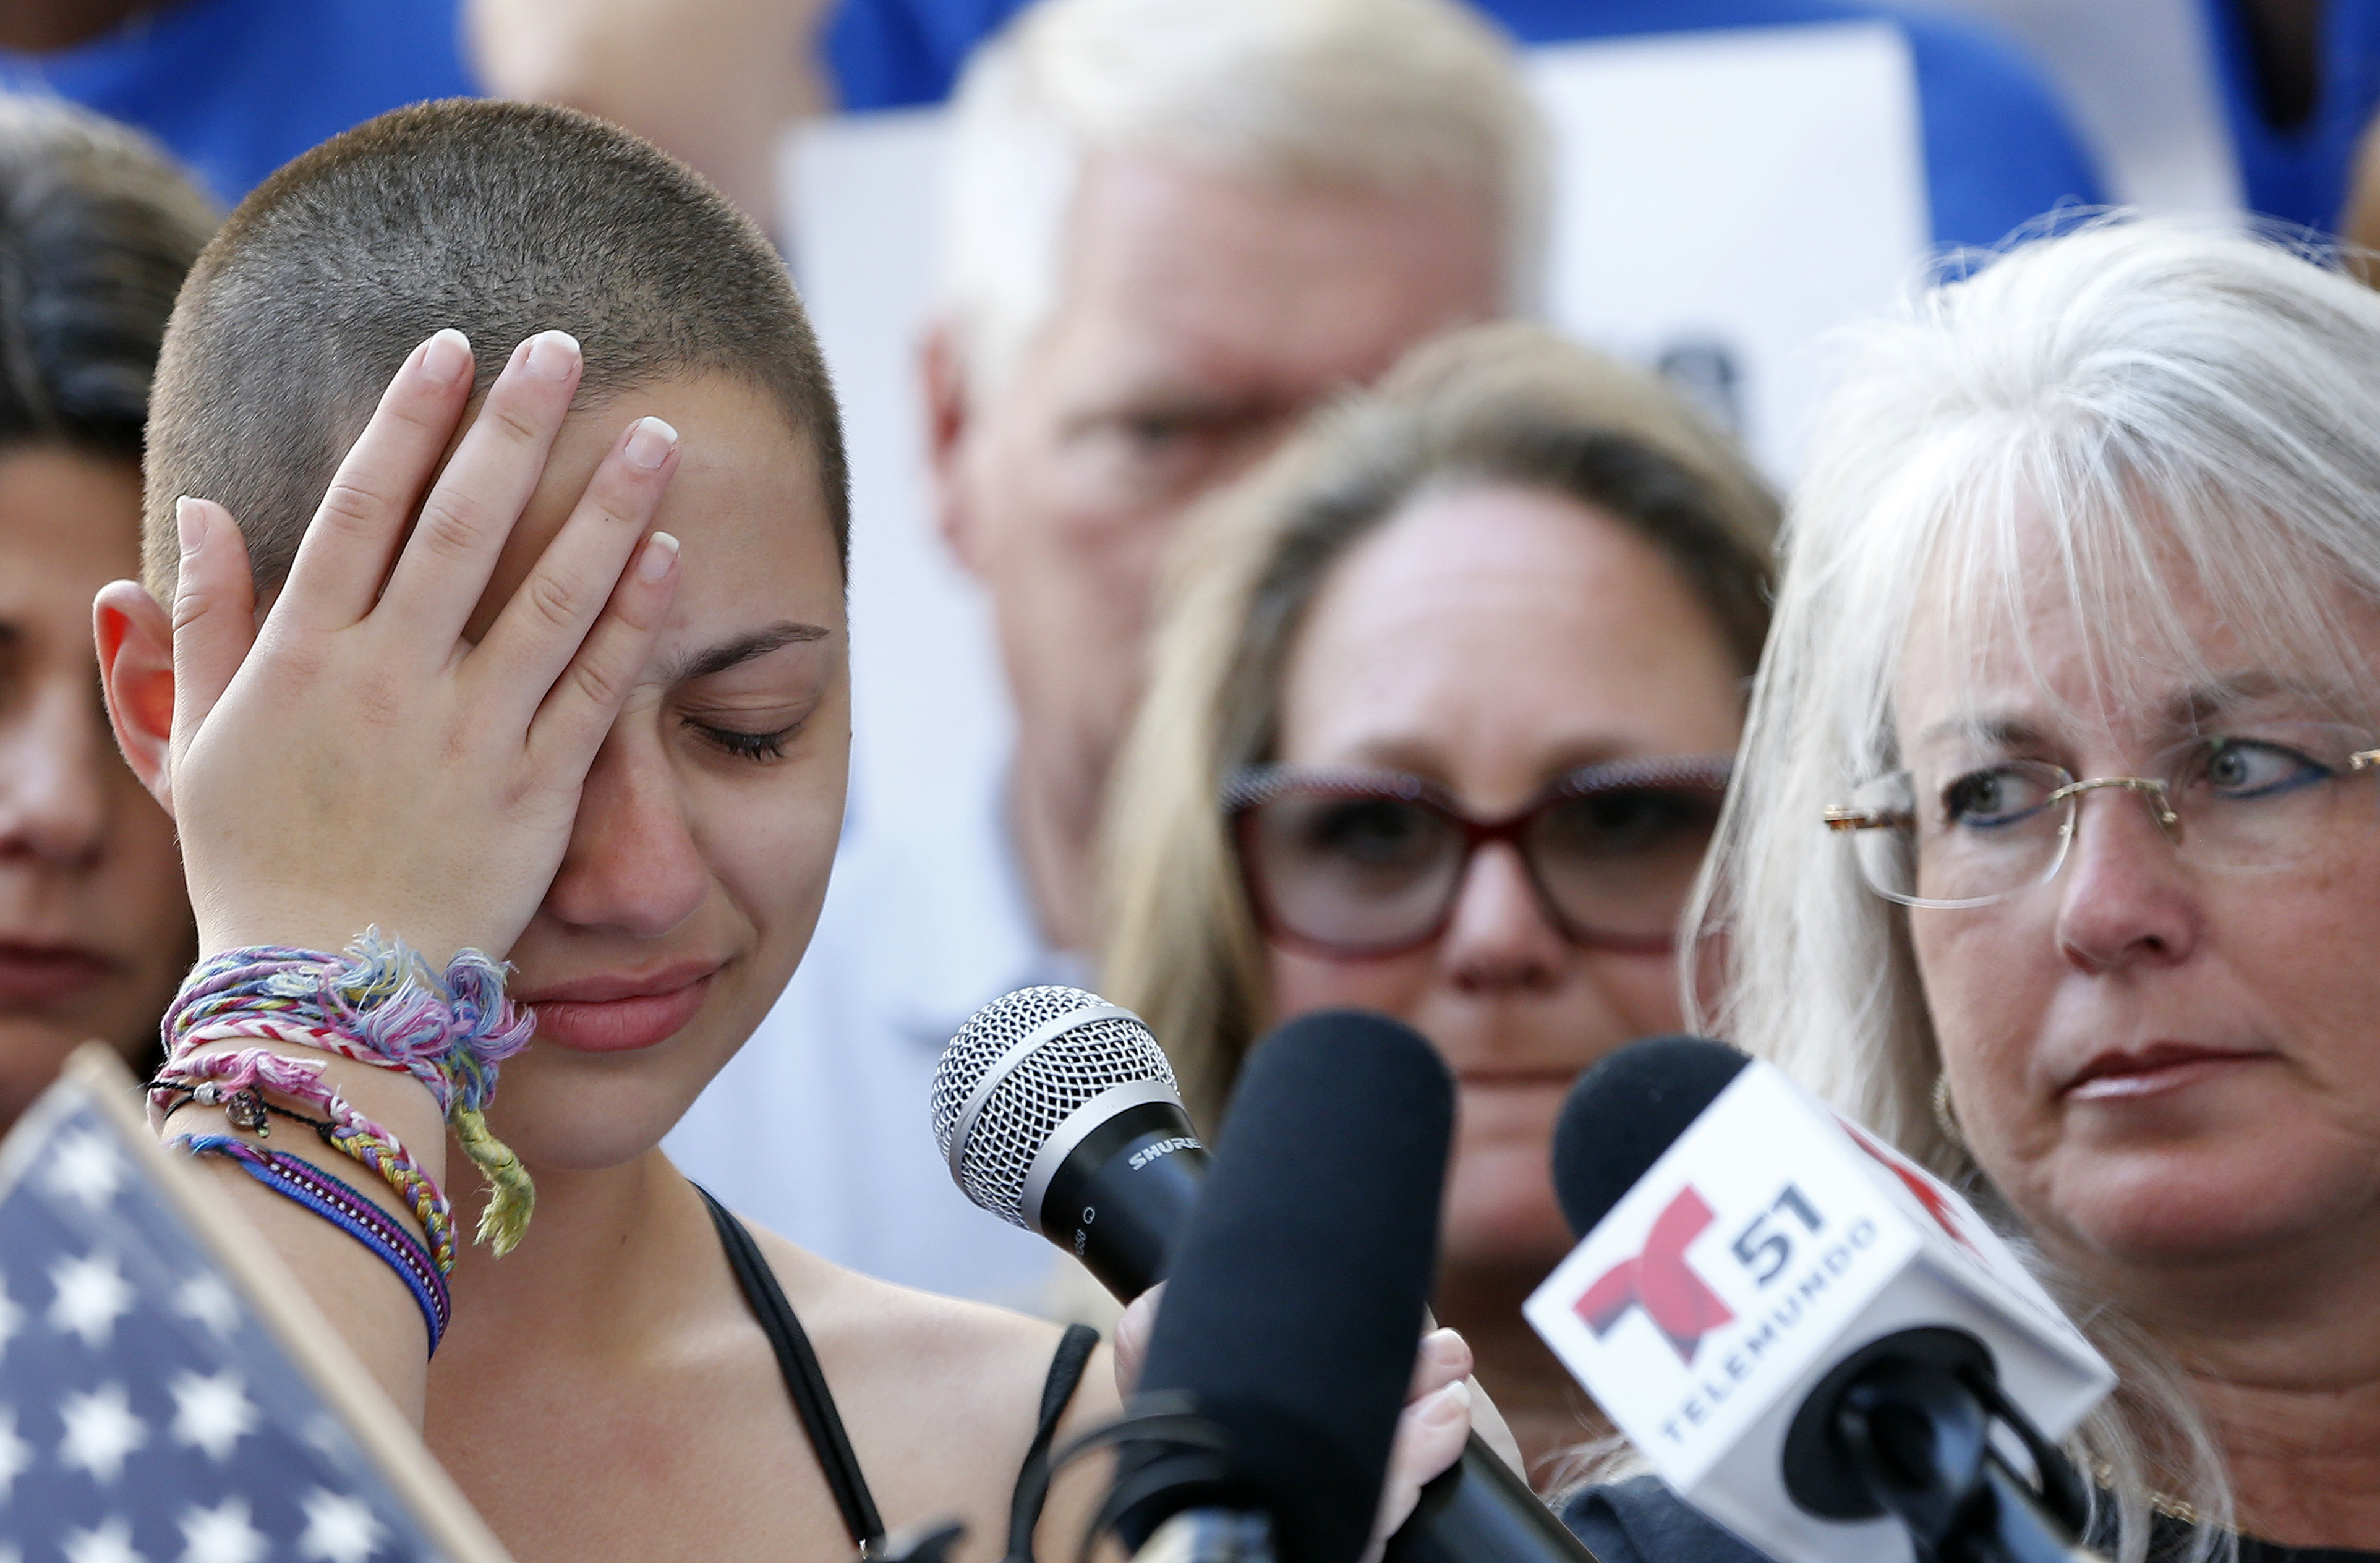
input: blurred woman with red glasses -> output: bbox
[1096,322,1778,1480]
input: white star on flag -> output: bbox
[171,1272,239,1342]
[58,1382,146,1482]
[299,1413,346,1459]
[177,1496,268,1563]
[297,1489,385,1563]
[168,1370,257,1463]
[49,1251,134,1349]
[9,1093,476,1561]
[0,1404,30,1501]
[60,1515,141,1563]
[42,1131,124,1211]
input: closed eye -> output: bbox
[685,717,802,762]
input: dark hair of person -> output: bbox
[142,97,847,600]
[0,95,216,462]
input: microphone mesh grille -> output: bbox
[932,985,1179,1227]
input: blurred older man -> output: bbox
[670,0,1543,1305]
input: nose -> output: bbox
[0,681,112,867]
[1438,840,1567,993]
[2052,783,2200,973]
[540,727,709,938]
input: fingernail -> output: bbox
[175,495,204,556]
[637,531,679,582]
[1420,1380,1471,1428]
[525,330,581,382]
[1423,1329,1468,1369]
[423,328,472,384]
[624,416,678,471]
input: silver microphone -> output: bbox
[932,985,1209,1294]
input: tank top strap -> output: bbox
[1003,1322,1103,1563]
[696,1183,887,1554]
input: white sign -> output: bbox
[1528,22,1929,477]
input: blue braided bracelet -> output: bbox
[179,1132,451,1353]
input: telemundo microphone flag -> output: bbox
[0,1044,511,1563]
[1525,1054,2112,1563]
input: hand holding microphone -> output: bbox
[1114,1286,1480,1557]
[1104,1008,1456,1563]
[935,989,1595,1563]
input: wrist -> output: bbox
[193,892,508,971]
[159,934,535,1251]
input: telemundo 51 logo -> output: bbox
[1577,1179,1880,1385]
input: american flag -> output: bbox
[0,1049,510,1563]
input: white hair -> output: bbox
[1692,216,2380,1561]
[933,0,1548,399]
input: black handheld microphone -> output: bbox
[928,989,1599,1561]
[934,988,1602,1563]
[1113,1010,1452,1563]
[1540,1036,2109,1563]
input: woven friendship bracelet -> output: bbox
[178,1133,451,1353]
[153,1049,456,1274]
[164,932,536,1253]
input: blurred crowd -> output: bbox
[19,0,2380,1536]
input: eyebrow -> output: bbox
[1062,387,1293,440]
[1909,674,2355,752]
[2163,672,2335,724]
[662,621,829,684]
[1909,713,2047,752]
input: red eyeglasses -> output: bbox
[1223,755,1733,960]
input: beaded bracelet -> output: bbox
[164,932,535,1252]
[150,1070,458,1276]
[153,1049,456,1274]
[178,1132,450,1353]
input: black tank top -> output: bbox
[696,1185,1101,1559]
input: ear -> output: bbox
[919,317,988,581]
[93,579,177,815]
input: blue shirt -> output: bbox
[822,0,2105,251]
[2198,0,2380,234]
[0,0,479,207]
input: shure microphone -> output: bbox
[1112,1010,1452,1563]
[933,985,1209,1297]
[936,987,1602,1563]
[1528,1036,2115,1563]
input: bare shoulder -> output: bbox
[746,1225,1122,1552]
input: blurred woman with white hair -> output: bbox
[1567,217,2380,1562]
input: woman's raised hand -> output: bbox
[161,328,681,966]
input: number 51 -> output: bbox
[1731,1185,1822,1285]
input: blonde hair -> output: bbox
[1099,322,1779,1126]
[1694,216,2380,1558]
[934,0,1547,399]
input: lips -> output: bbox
[518,962,721,1054]
[2060,1041,2276,1102]
[1456,1069,1579,1089]
[0,942,113,1008]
